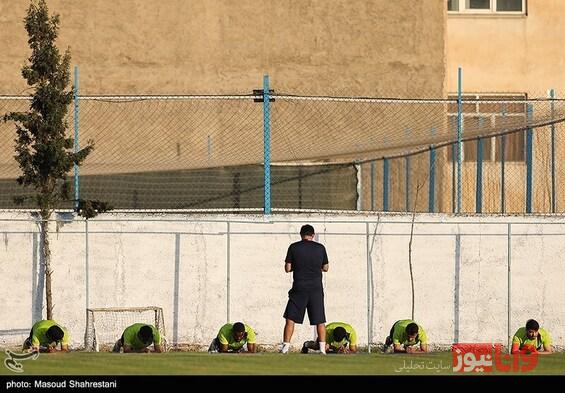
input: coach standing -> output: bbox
[280,224,329,354]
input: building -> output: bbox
[0,0,446,210]
[2,1,563,213]
[444,0,565,213]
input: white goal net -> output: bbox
[84,306,167,351]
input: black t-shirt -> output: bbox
[285,240,329,290]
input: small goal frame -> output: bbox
[84,306,166,352]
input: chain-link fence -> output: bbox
[1,89,564,213]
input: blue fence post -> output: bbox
[370,161,375,210]
[550,89,556,213]
[383,158,389,212]
[476,137,483,213]
[500,135,506,213]
[263,75,271,215]
[73,65,80,211]
[429,147,436,213]
[526,103,534,213]
[500,104,507,214]
[405,156,410,211]
[356,164,362,211]
[451,144,457,213]
[456,67,463,214]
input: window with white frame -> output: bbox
[447,93,527,162]
[448,0,525,14]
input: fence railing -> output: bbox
[1,71,564,213]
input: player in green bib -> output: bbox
[511,319,553,355]
[22,320,69,353]
[301,322,358,354]
[208,322,256,353]
[383,319,428,353]
[112,323,163,353]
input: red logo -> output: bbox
[452,344,538,373]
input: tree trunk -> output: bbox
[408,181,424,321]
[40,211,53,320]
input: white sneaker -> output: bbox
[279,343,290,354]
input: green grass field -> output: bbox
[2,352,565,375]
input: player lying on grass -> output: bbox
[208,322,257,353]
[383,319,428,354]
[301,322,357,354]
[112,323,163,353]
[22,320,69,353]
[511,319,553,355]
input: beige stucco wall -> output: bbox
[0,0,445,96]
[446,0,565,93]
[444,1,565,214]
[0,0,447,212]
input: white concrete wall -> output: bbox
[1,212,565,351]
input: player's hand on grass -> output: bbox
[338,346,349,354]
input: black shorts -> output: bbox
[208,337,244,353]
[22,328,34,350]
[112,335,125,353]
[208,337,220,352]
[283,288,325,325]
